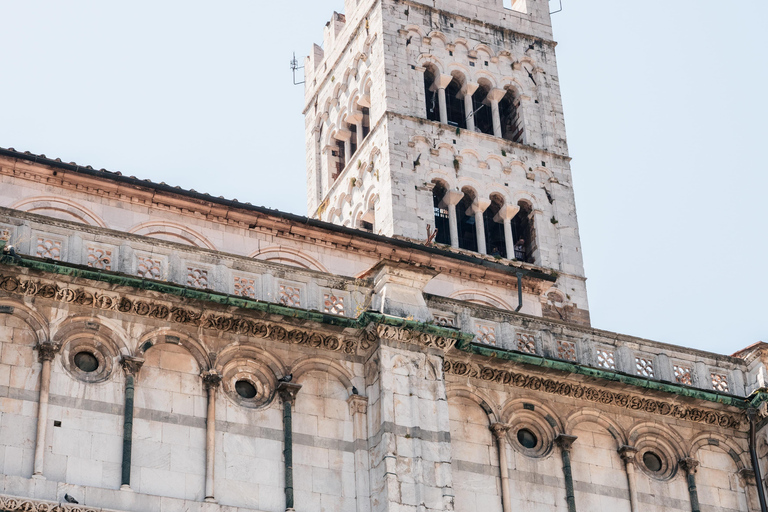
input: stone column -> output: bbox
[348,110,364,148]
[487,89,507,138]
[493,204,520,259]
[440,190,464,249]
[120,356,144,490]
[467,198,491,254]
[278,381,302,512]
[348,394,371,512]
[33,342,60,477]
[491,424,512,512]
[435,74,454,125]
[463,82,479,131]
[555,434,578,512]
[618,446,639,512]
[202,370,222,502]
[679,458,700,512]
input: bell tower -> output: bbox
[303,0,588,315]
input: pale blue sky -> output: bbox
[1,1,765,355]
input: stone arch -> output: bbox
[129,221,217,250]
[690,433,752,510]
[290,355,358,395]
[690,433,749,470]
[215,344,286,378]
[11,196,108,228]
[449,290,513,310]
[447,388,502,512]
[51,315,131,357]
[133,331,207,500]
[446,385,500,424]
[0,298,49,345]
[403,24,425,37]
[501,397,564,434]
[564,409,628,445]
[473,43,495,59]
[250,246,329,273]
[426,30,448,46]
[136,328,212,373]
[628,421,688,460]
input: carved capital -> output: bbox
[277,382,302,405]
[490,423,511,439]
[618,445,638,463]
[35,342,60,362]
[348,394,368,415]
[555,434,578,452]
[121,356,144,376]
[738,467,755,485]
[201,369,223,389]
[679,457,699,475]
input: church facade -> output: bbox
[1,1,767,512]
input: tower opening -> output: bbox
[445,74,467,129]
[472,82,494,135]
[432,181,452,245]
[424,66,441,122]
[331,138,346,182]
[457,189,478,252]
[484,194,506,258]
[362,106,370,137]
[511,200,535,263]
[348,123,358,156]
[500,88,523,143]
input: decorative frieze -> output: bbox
[0,494,103,512]
[443,358,744,430]
[433,314,456,328]
[0,273,462,357]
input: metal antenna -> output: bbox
[550,0,563,14]
[290,52,305,85]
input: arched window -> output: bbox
[472,81,494,135]
[431,181,452,245]
[511,200,535,263]
[457,188,478,252]
[499,88,524,143]
[424,66,441,122]
[484,194,506,258]
[445,73,466,129]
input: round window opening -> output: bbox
[643,451,663,473]
[517,429,538,449]
[235,380,258,399]
[73,351,99,373]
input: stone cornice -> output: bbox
[0,268,467,358]
[443,356,746,431]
